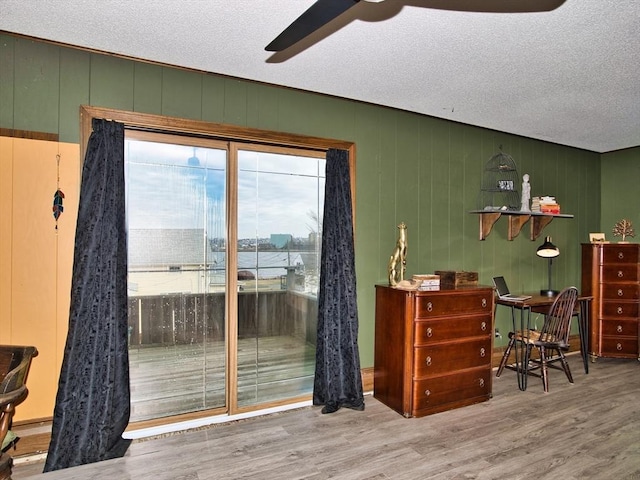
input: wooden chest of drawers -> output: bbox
[581,243,640,359]
[374,284,494,418]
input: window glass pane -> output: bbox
[125,138,227,421]
[237,149,324,407]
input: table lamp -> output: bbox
[536,236,560,296]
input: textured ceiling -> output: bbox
[1,0,638,153]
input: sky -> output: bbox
[125,139,325,239]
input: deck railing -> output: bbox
[127,290,318,347]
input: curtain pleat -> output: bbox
[44,119,131,471]
[313,148,364,414]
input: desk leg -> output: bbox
[512,305,531,391]
[577,299,590,374]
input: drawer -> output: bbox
[600,336,639,357]
[601,301,639,318]
[413,337,491,377]
[602,246,639,264]
[414,314,491,345]
[412,367,491,412]
[600,318,639,338]
[415,292,492,318]
[602,264,639,283]
[601,283,640,301]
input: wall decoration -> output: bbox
[52,154,65,229]
[612,219,635,242]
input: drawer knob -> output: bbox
[426,327,433,338]
[618,251,625,259]
[481,298,487,308]
[617,306,623,315]
[425,356,432,366]
[481,321,487,331]
[424,389,431,396]
[618,289,624,297]
[617,343,623,351]
[617,270,624,278]
[479,378,485,388]
[480,348,486,357]
[427,302,433,312]
[617,324,623,333]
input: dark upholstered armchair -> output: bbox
[0,345,38,480]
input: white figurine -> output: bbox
[521,174,531,212]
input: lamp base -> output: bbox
[540,289,559,297]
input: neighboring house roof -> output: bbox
[128,229,206,267]
[129,229,316,272]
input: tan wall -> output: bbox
[0,137,79,421]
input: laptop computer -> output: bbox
[492,276,532,301]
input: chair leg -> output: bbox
[558,350,574,384]
[540,346,549,392]
[496,336,515,377]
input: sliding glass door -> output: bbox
[235,146,325,409]
[125,133,227,421]
[124,133,323,422]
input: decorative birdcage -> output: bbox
[479,150,520,211]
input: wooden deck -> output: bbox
[128,336,316,421]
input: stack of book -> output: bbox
[412,274,440,290]
[539,196,561,214]
[531,196,541,213]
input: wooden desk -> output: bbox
[496,293,592,391]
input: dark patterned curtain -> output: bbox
[313,148,364,414]
[44,119,131,472]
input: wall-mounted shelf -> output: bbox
[469,211,574,241]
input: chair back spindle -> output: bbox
[539,287,578,347]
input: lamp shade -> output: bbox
[536,236,559,258]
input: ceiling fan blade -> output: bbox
[265,0,360,52]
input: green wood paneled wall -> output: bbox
[600,147,640,238]
[1,33,608,365]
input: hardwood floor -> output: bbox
[12,355,640,479]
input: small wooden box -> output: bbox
[434,270,478,288]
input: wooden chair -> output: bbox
[496,287,578,392]
[0,345,38,480]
